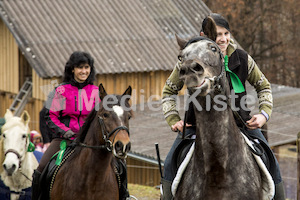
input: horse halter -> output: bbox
[4,149,22,168]
[3,134,32,169]
[79,115,130,152]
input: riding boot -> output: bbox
[117,159,130,200]
[273,181,285,200]
[31,169,42,200]
[161,178,173,200]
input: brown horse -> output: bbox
[50,84,132,200]
[173,17,264,200]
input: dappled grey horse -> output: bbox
[173,34,263,199]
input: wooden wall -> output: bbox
[127,156,161,186]
[32,70,60,100]
[96,71,173,104]
[0,20,19,94]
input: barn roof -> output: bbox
[129,84,300,163]
[0,0,210,78]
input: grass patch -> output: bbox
[128,183,160,200]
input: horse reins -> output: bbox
[79,116,130,151]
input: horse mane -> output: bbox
[76,94,133,144]
[76,106,99,143]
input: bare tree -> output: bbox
[203,0,300,87]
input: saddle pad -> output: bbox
[240,132,275,199]
[39,146,74,200]
[171,142,195,196]
[171,132,275,199]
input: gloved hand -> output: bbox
[63,130,75,139]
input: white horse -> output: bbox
[0,109,38,200]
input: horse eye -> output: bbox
[22,134,26,139]
[103,113,109,118]
[2,134,5,138]
[211,46,217,52]
[128,115,132,120]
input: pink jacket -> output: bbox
[46,82,99,138]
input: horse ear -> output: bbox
[20,110,30,127]
[4,109,14,121]
[202,16,217,41]
[98,83,107,101]
[175,34,188,50]
[122,86,132,98]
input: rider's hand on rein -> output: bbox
[63,130,76,139]
[171,120,192,133]
[246,114,267,130]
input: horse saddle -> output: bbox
[171,138,194,174]
[171,130,274,181]
[241,131,276,180]
[38,143,75,200]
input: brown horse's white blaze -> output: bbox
[111,105,131,158]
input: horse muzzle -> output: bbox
[3,149,22,176]
[113,141,131,159]
[3,156,20,176]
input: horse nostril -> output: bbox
[179,68,186,76]
[125,142,131,152]
[11,164,16,171]
[3,164,7,170]
[193,63,203,73]
[115,141,123,152]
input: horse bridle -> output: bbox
[181,36,225,94]
[181,37,226,139]
[79,116,130,152]
[4,149,22,168]
[3,134,31,169]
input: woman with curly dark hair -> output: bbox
[32,51,99,199]
[32,51,130,200]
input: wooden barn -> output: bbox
[0,0,211,186]
[2,1,299,197]
[0,0,211,128]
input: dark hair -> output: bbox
[63,51,96,84]
[202,13,230,32]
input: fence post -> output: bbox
[297,132,300,200]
